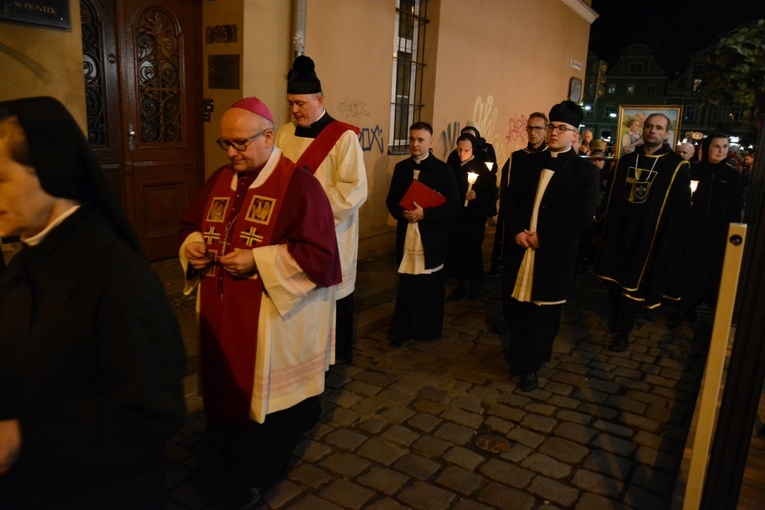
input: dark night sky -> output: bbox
[589,0,765,77]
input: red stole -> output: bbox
[198,159,294,425]
[295,120,360,174]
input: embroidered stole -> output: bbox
[198,162,293,425]
[295,120,360,174]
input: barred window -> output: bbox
[389,0,428,154]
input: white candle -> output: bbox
[465,172,479,207]
[690,180,699,194]
[485,161,495,173]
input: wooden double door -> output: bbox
[81,0,203,260]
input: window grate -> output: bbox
[389,0,428,154]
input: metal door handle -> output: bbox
[128,124,136,152]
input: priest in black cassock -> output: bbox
[502,101,600,391]
[492,111,549,331]
[386,122,460,346]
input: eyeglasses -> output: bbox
[525,126,546,132]
[546,124,579,134]
[216,130,267,151]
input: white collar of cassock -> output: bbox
[549,147,573,158]
[22,204,81,246]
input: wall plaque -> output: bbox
[208,54,240,90]
[206,24,237,44]
[0,0,71,29]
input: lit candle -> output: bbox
[690,180,699,194]
[465,172,478,207]
[485,161,495,173]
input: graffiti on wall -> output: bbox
[439,121,461,159]
[334,97,382,153]
[438,95,510,165]
[472,95,498,147]
[337,97,371,118]
[358,125,384,153]
[506,114,529,145]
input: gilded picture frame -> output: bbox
[615,105,683,159]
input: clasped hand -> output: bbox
[403,201,424,222]
[515,229,539,249]
[185,242,256,278]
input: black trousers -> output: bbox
[335,292,355,363]
[607,282,640,335]
[508,299,562,375]
[390,271,445,341]
[196,396,321,495]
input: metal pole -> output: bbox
[291,0,306,59]
[683,223,747,509]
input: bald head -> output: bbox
[676,142,695,161]
[219,107,275,173]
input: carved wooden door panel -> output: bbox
[82,0,202,260]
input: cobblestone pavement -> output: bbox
[164,267,712,510]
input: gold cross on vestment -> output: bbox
[240,227,264,246]
[203,227,220,244]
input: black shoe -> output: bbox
[520,372,538,392]
[494,317,512,334]
[609,333,629,352]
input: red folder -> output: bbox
[399,180,447,210]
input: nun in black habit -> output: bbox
[0,97,186,509]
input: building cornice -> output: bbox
[559,0,599,24]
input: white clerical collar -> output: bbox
[549,147,572,158]
[251,147,282,188]
[413,153,430,164]
[22,204,81,246]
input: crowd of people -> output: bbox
[387,101,749,389]
[0,55,754,507]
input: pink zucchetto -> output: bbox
[229,96,274,123]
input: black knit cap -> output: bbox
[287,55,322,94]
[549,100,583,128]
